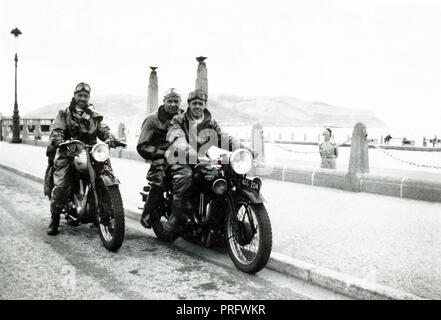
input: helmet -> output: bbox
[163,88,181,100]
[187,90,207,103]
[74,82,91,94]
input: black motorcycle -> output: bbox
[56,139,126,252]
[141,146,272,273]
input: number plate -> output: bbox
[241,178,260,192]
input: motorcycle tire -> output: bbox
[225,198,272,274]
[96,185,125,252]
[151,206,179,243]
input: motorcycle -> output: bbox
[56,138,127,252]
[140,146,272,274]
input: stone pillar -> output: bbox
[1,120,6,141]
[34,120,42,140]
[21,119,29,140]
[117,122,127,142]
[344,122,369,191]
[195,56,208,95]
[147,66,158,115]
[0,115,2,141]
[251,123,264,163]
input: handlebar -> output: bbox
[57,139,127,149]
[57,139,86,148]
[107,139,127,148]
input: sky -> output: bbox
[0,0,440,128]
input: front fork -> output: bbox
[86,151,99,213]
[227,190,257,234]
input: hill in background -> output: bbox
[25,93,386,131]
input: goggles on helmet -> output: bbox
[74,82,91,94]
[187,90,207,103]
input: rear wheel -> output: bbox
[225,197,272,274]
[96,185,125,252]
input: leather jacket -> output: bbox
[165,108,243,162]
[136,105,183,161]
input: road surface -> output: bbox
[1,142,441,298]
[0,167,347,300]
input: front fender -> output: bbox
[98,170,121,187]
[239,188,265,204]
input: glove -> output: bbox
[53,139,65,148]
[46,144,56,156]
[105,139,120,148]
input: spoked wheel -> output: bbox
[225,197,272,274]
[96,185,125,252]
[150,200,179,242]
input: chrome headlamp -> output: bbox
[212,178,228,195]
[91,143,109,162]
[229,149,253,175]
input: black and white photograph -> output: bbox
[0,0,440,305]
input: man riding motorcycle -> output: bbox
[46,82,118,236]
[163,89,254,233]
[136,88,183,228]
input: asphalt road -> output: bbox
[1,142,440,299]
[0,167,347,300]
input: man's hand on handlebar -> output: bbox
[105,139,127,149]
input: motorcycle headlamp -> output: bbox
[91,143,109,162]
[229,149,253,175]
[212,178,228,195]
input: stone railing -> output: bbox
[0,117,54,141]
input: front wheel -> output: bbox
[225,198,272,274]
[150,198,179,242]
[96,185,125,252]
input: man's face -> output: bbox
[74,91,90,109]
[163,96,181,115]
[188,99,206,119]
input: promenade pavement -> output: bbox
[1,141,441,299]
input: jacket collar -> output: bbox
[185,108,212,126]
[69,103,103,120]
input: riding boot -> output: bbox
[47,201,61,236]
[140,187,163,229]
[164,200,191,233]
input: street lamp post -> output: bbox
[10,27,22,143]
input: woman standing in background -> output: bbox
[319,128,338,169]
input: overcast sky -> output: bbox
[0,0,440,128]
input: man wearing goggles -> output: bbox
[136,88,183,228]
[45,82,117,235]
[163,89,255,233]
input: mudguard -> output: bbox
[98,171,121,186]
[240,188,265,204]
